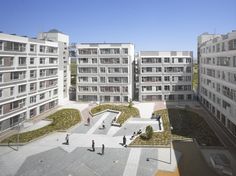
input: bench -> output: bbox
[111,122,121,127]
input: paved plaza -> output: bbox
[0,101,180,176]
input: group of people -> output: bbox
[130,129,142,140]
[91,140,105,155]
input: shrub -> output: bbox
[146,125,153,139]
[128,99,133,108]
[140,125,153,140]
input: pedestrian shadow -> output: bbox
[87,149,95,152]
[146,157,171,164]
[62,142,69,145]
[119,143,127,147]
[97,152,103,155]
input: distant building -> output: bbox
[0,31,68,132]
[198,30,236,136]
[76,43,134,102]
[38,29,70,101]
[137,51,193,101]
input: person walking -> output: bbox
[101,144,105,155]
[92,140,95,151]
[65,134,69,145]
[87,117,90,126]
[123,135,126,146]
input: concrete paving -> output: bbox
[0,101,180,176]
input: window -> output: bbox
[49,58,57,64]
[30,83,36,91]
[186,67,192,73]
[18,57,26,66]
[18,84,26,93]
[233,56,236,67]
[100,77,105,83]
[164,57,170,63]
[222,42,225,51]
[53,89,58,95]
[228,39,236,50]
[156,86,162,91]
[92,77,97,82]
[0,89,2,98]
[10,87,14,95]
[0,73,2,82]
[122,58,128,64]
[30,58,35,65]
[122,48,128,54]
[30,96,36,103]
[164,76,170,81]
[0,105,2,116]
[40,93,45,100]
[186,58,191,63]
[100,67,106,73]
[30,44,36,52]
[0,58,3,66]
[40,58,45,64]
[164,85,170,91]
[92,58,97,63]
[0,41,2,51]
[178,58,183,63]
[40,81,46,89]
[40,70,46,77]
[30,70,36,78]
[40,46,45,53]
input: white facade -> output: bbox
[38,29,70,103]
[76,43,134,102]
[138,51,193,101]
[0,32,63,132]
[198,30,236,136]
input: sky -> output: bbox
[1,0,236,57]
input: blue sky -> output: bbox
[1,0,236,57]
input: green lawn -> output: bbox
[1,109,81,144]
[91,104,140,124]
[130,108,222,146]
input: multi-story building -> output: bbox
[38,29,70,101]
[198,30,236,136]
[76,43,134,102]
[138,51,193,101]
[0,32,64,132]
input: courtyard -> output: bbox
[0,100,235,176]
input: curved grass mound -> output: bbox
[131,108,221,146]
[1,109,81,144]
[91,104,140,124]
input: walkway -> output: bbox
[0,104,180,176]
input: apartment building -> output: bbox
[198,30,236,136]
[138,51,193,101]
[38,29,70,101]
[76,43,134,102]
[0,32,62,132]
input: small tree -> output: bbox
[146,125,153,139]
[140,125,153,140]
[128,99,133,108]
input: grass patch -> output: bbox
[1,109,81,144]
[130,109,171,146]
[91,104,140,124]
[131,108,221,146]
